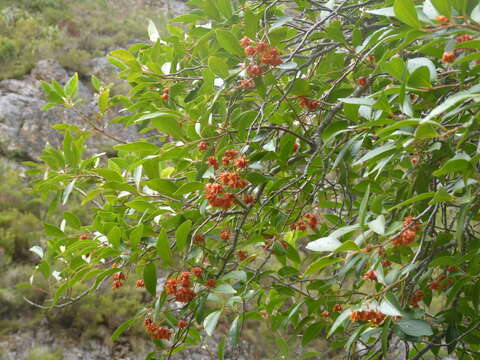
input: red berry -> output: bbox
[293,143,299,152]
[442,52,455,63]
[435,15,449,23]
[198,141,208,151]
[321,310,330,317]
[220,230,231,241]
[136,279,145,288]
[332,304,342,312]
[206,279,216,288]
[244,46,256,56]
[240,36,251,47]
[193,234,205,244]
[161,93,169,101]
[456,34,474,43]
[79,233,88,240]
[177,320,188,328]
[192,267,203,277]
[234,157,248,169]
[356,77,368,86]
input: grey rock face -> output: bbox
[0,60,137,161]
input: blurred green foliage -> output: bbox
[0,0,167,79]
[0,160,146,344]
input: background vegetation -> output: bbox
[0,0,167,79]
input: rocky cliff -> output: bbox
[0,58,139,162]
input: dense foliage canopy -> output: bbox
[30,0,480,358]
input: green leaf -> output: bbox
[143,261,157,297]
[217,337,226,360]
[433,153,471,176]
[306,237,342,252]
[424,92,480,121]
[291,79,311,96]
[334,241,360,253]
[148,19,160,42]
[305,257,342,275]
[44,223,64,237]
[98,88,109,113]
[215,0,233,19]
[112,318,137,342]
[130,225,143,249]
[176,220,192,252]
[30,245,44,259]
[62,179,76,205]
[302,322,323,346]
[368,215,385,235]
[429,187,453,204]
[366,7,395,17]
[94,169,124,182]
[203,310,222,336]
[64,73,79,98]
[174,182,204,196]
[107,226,122,248]
[388,192,435,211]
[64,211,81,229]
[398,320,433,337]
[328,309,352,337]
[228,315,241,345]
[136,112,185,140]
[156,229,172,267]
[430,0,451,17]
[244,9,258,38]
[455,40,480,50]
[215,30,244,57]
[214,284,237,294]
[394,0,421,28]
[114,141,160,153]
[415,123,439,138]
[208,56,230,79]
[353,143,396,166]
[379,292,404,316]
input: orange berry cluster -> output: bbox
[332,304,343,312]
[381,259,391,267]
[198,141,208,151]
[193,234,205,244]
[136,279,145,288]
[393,216,421,246]
[191,267,203,277]
[161,88,169,101]
[79,233,88,240]
[205,183,235,210]
[238,37,282,89]
[435,15,449,23]
[350,310,386,325]
[220,229,231,241]
[206,278,216,288]
[290,214,318,231]
[263,238,288,250]
[356,77,368,86]
[456,34,474,43]
[363,269,378,281]
[165,272,196,303]
[442,51,455,63]
[112,266,126,290]
[218,172,248,188]
[409,289,424,308]
[204,151,250,210]
[428,273,453,291]
[237,250,248,261]
[240,37,283,66]
[144,318,172,340]
[297,96,319,112]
